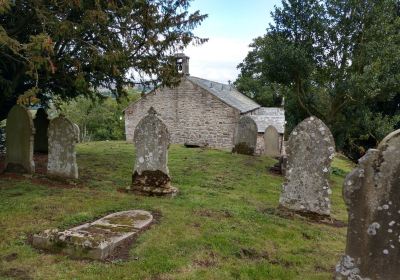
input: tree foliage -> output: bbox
[236,0,400,159]
[60,89,140,142]
[0,0,207,120]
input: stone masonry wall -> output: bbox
[124,78,240,149]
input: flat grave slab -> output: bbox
[32,210,153,260]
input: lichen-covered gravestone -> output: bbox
[279,116,335,216]
[264,125,280,157]
[335,129,400,280]
[232,116,257,155]
[34,108,49,153]
[32,210,153,260]
[131,107,177,196]
[47,115,79,179]
[4,105,35,173]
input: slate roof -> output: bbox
[249,107,285,134]
[187,76,260,113]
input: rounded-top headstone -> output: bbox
[264,125,280,157]
[232,116,257,155]
[131,107,177,196]
[47,115,79,179]
[335,129,400,279]
[5,105,35,173]
[34,108,49,153]
[279,116,335,216]
[133,107,170,176]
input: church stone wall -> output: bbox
[124,78,240,149]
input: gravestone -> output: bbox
[279,116,335,216]
[264,125,280,157]
[131,107,177,196]
[4,105,35,173]
[232,116,257,155]
[335,129,400,280]
[32,210,153,260]
[34,108,49,153]
[73,123,80,143]
[47,115,79,179]
[0,126,5,155]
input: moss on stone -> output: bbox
[232,142,254,155]
[104,214,149,226]
[92,224,133,233]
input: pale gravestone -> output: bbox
[33,210,153,260]
[264,125,280,157]
[73,123,80,143]
[232,116,257,155]
[34,108,49,153]
[279,116,335,216]
[47,115,79,179]
[4,105,35,173]
[335,129,400,280]
[131,107,177,196]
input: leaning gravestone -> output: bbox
[232,116,257,155]
[264,125,280,157]
[4,105,35,173]
[47,115,79,179]
[131,107,177,196]
[335,129,400,280]
[279,116,335,216]
[34,108,49,153]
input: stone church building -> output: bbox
[124,54,285,154]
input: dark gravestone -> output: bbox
[279,116,335,216]
[232,116,257,155]
[335,129,400,280]
[0,127,5,155]
[47,115,79,179]
[4,105,35,173]
[34,108,49,153]
[131,107,177,196]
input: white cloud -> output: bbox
[184,37,250,84]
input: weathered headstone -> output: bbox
[264,125,280,157]
[47,115,79,179]
[280,141,288,176]
[32,210,153,260]
[131,107,177,196]
[279,116,335,216]
[4,105,35,173]
[335,129,400,280]
[232,116,257,155]
[73,123,80,143]
[34,108,49,153]
[0,126,6,155]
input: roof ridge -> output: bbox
[187,76,261,113]
[188,76,230,86]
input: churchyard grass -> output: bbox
[0,141,353,280]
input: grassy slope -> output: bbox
[0,141,354,280]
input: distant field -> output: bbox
[0,141,353,280]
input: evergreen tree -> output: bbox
[0,0,207,119]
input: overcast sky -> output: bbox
[185,0,282,84]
